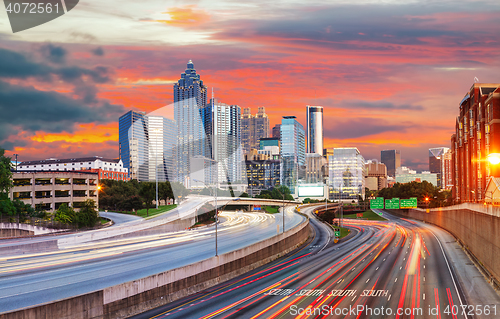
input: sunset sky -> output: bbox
[1,0,499,171]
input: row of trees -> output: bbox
[255,185,294,201]
[377,181,452,208]
[98,179,189,216]
[53,200,99,227]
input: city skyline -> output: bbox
[1,1,500,171]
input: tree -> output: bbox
[171,182,189,204]
[54,203,77,224]
[76,199,99,227]
[140,182,155,217]
[159,182,174,205]
[0,148,13,196]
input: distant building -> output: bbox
[245,150,280,196]
[451,83,500,203]
[241,107,270,154]
[429,147,452,189]
[365,160,387,191]
[272,124,281,139]
[280,116,306,194]
[119,110,147,180]
[305,153,326,184]
[259,137,280,150]
[330,148,366,201]
[381,150,401,177]
[18,157,128,181]
[396,172,438,186]
[9,171,98,212]
[306,105,323,155]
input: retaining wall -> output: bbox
[0,217,310,319]
[387,204,500,286]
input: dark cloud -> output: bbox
[41,43,67,64]
[344,100,423,111]
[91,47,105,56]
[0,80,125,141]
[325,118,413,139]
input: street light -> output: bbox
[194,177,220,256]
[488,153,500,165]
[274,186,288,234]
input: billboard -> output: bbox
[298,185,324,197]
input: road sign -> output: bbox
[370,197,384,209]
[385,198,400,209]
[254,205,261,211]
[400,197,418,209]
[334,230,341,237]
[356,213,363,218]
[334,238,339,243]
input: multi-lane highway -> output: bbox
[0,205,304,314]
[133,206,500,319]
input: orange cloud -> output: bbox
[156,5,210,27]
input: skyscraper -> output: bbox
[241,107,270,154]
[119,111,176,182]
[280,116,306,194]
[330,148,366,201]
[429,147,452,189]
[272,124,281,138]
[306,105,323,154]
[381,150,401,177]
[174,60,208,185]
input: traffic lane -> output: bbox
[99,211,142,226]
[0,211,306,314]
[132,220,388,318]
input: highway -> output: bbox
[133,206,500,319]
[0,205,305,314]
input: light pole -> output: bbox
[274,186,286,233]
[194,177,220,256]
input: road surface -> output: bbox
[133,207,500,319]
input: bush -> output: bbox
[76,199,99,227]
[54,203,76,224]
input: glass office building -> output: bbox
[329,147,366,201]
[280,116,306,194]
[381,149,401,177]
[306,105,323,155]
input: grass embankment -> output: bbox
[122,204,178,218]
[100,217,110,225]
[263,205,280,214]
[344,209,386,221]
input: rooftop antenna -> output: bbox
[474,77,479,83]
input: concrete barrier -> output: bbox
[0,222,68,236]
[0,217,310,319]
[386,205,500,288]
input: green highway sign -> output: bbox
[370,197,384,209]
[334,230,341,237]
[385,198,400,209]
[400,197,418,209]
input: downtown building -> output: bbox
[241,107,270,154]
[451,83,500,203]
[306,105,323,154]
[245,150,280,196]
[429,147,452,189]
[381,149,401,178]
[329,148,366,201]
[365,160,387,191]
[280,116,306,194]
[119,111,176,182]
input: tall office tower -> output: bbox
[306,105,324,154]
[241,107,270,154]
[280,116,306,194]
[451,83,500,203]
[205,99,243,184]
[119,111,176,181]
[174,60,208,185]
[272,124,281,138]
[429,147,452,189]
[241,108,254,154]
[381,149,401,177]
[329,148,366,201]
[254,107,270,148]
[365,160,388,191]
[119,111,147,180]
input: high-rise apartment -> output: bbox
[174,60,208,185]
[451,83,500,203]
[306,105,323,155]
[280,116,305,194]
[429,147,452,189]
[241,107,270,154]
[381,150,401,177]
[330,148,366,201]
